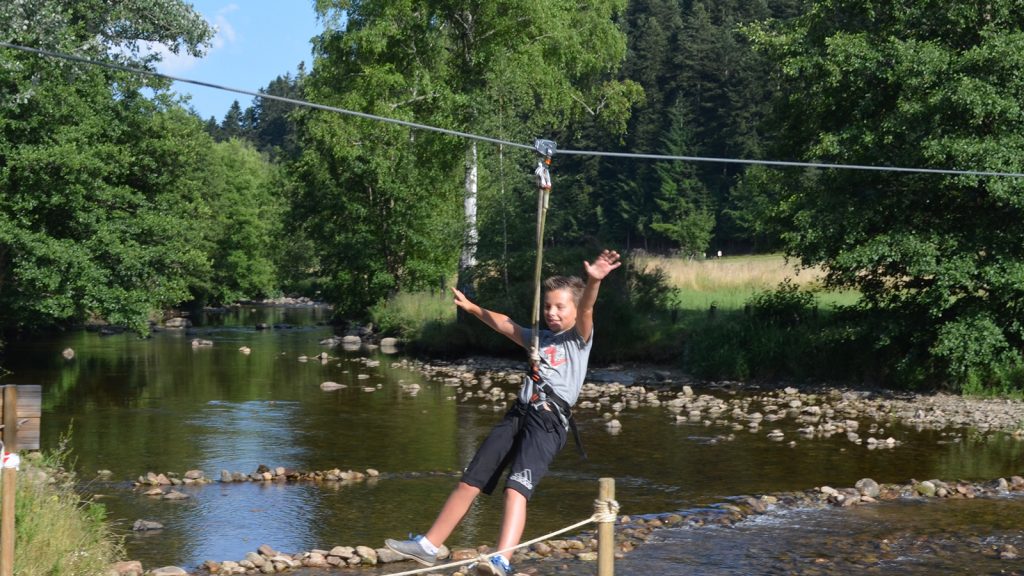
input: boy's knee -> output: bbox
[457,481,481,496]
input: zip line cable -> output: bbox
[3,40,1024,179]
[0,41,533,153]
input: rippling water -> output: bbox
[2,306,1023,570]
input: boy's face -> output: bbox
[543,288,578,333]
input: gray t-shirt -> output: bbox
[518,326,593,408]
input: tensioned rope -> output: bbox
[3,41,1024,178]
[381,499,620,576]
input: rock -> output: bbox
[184,470,204,480]
[109,561,144,576]
[328,546,355,559]
[380,337,399,347]
[62,347,75,360]
[143,488,164,496]
[162,490,189,500]
[220,470,232,482]
[132,520,164,531]
[320,381,346,391]
[257,544,279,557]
[375,548,405,564]
[1000,544,1019,560]
[342,335,361,345]
[190,338,213,348]
[238,346,251,355]
[855,478,880,498]
[356,545,378,564]
[147,567,188,576]
[304,553,328,568]
[164,317,191,329]
[916,481,937,497]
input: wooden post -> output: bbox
[598,477,615,576]
[1,386,18,576]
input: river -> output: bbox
[1,305,1022,573]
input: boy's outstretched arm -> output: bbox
[451,287,527,348]
[577,249,622,343]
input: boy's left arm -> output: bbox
[576,249,622,343]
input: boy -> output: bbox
[386,249,621,576]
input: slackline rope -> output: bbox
[3,41,1024,178]
[528,140,555,385]
[381,499,620,576]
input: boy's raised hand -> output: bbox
[584,249,622,281]
[451,286,476,313]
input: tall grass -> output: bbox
[370,291,455,340]
[4,434,123,576]
[635,253,860,310]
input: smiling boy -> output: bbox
[386,249,621,576]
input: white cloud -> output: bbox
[154,3,240,75]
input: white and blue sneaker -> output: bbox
[472,555,513,576]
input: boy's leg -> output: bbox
[496,488,527,562]
[425,481,481,546]
[493,407,567,564]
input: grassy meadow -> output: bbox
[634,253,860,311]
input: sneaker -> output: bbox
[472,556,512,576]
[385,535,437,566]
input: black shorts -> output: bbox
[461,403,567,500]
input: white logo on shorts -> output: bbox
[509,469,534,490]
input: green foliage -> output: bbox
[749,0,1024,390]
[9,436,124,576]
[747,280,817,327]
[0,0,216,333]
[194,139,286,304]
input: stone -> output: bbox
[328,546,355,559]
[109,561,144,576]
[190,338,214,348]
[304,553,328,568]
[62,347,75,360]
[220,470,232,482]
[162,490,189,500]
[320,381,346,391]
[184,470,204,480]
[356,545,378,564]
[132,519,164,531]
[257,544,279,557]
[164,317,191,329]
[375,548,405,563]
[855,478,880,498]
[147,568,188,576]
[144,488,164,497]
[916,481,937,497]
[380,337,399,347]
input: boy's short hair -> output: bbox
[543,275,585,305]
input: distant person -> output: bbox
[386,250,622,576]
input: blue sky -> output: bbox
[156,1,323,121]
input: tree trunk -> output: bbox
[457,141,479,295]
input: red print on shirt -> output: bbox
[544,345,567,367]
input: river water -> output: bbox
[1,306,1022,573]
